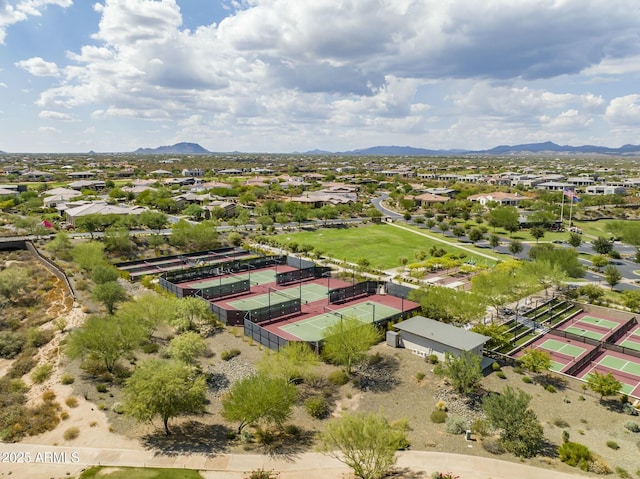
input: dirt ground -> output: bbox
[4,263,640,478]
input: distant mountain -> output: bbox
[310,142,640,156]
[478,141,640,156]
[339,145,469,156]
[133,142,210,154]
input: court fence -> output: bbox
[608,317,638,344]
[385,282,415,300]
[564,344,603,376]
[329,281,380,304]
[244,320,289,351]
[199,279,251,300]
[275,266,332,285]
[160,255,286,284]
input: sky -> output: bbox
[2,0,640,153]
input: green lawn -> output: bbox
[78,466,204,479]
[281,223,501,270]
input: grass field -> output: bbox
[282,223,501,270]
[78,466,203,479]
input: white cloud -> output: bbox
[0,0,71,44]
[0,82,7,88]
[38,126,60,134]
[15,56,60,76]
[38,110,74,120]
[605,95,640,126]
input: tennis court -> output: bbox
[578,316,620,330]
[279,301,401,342]
[581,353,640,396]
[563,326,606,341]
[227,282,329,311]
[619,337,640,353]
[183,269,276,289]
[539,339,587,358]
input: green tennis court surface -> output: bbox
[631,327,640,337]
[186,269,277,288]
[599,355,640,376]
[550,361,565,372]
[620,383,635,395]
[620,339,640,353]
[564,326,605,341]
[280,301,401,342]
[539,339,586,357]
[227,283,329,310]
[578,316,619,329]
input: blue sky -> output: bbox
[1,0,640,153]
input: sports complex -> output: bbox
[121,248,421,350]
[510,302,640,398]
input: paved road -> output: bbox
[0,443,588,479]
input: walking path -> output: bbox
[0,443,588,479]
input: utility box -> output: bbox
[386,330,400,348]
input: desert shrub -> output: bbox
[96,383,108,393]
[284,424,302,437]
[623,403,638,416]
[327,370,349,386]
[368,352,383,365]
[471,419,491,437]
[615,467,630,478]
[304,396,329,419]
[65,396,79,408]
[558,441,591,471]
[112,402,125,414]
[445,416,467,435]
[430,410,448,424]
[624,421,640,433]
[491,362,501,371]
[606,440,620,450]
[141,342,159,354]
[435,400,447,411]
[546,384,557,393]
[254,427,275,445]
[60,411,69,420]
[496,371,506,379]
[0,331,25,359]
[30,364,53,384]
[60,373,75,385]
[7,355,37,378]
[512,366,524,374]
[562,430,570,443]
[245,469,279,479]
[221,349,241,361]
[26,327,54,348]
[42,389,56,402]
[63,427,79,441]
[431,474,460,479]
[481,437,505,455]
[428,354,439,364]
[522,376,532,384]
[416,372,426,381]
[553,418,570,428]
[588,454,611,475]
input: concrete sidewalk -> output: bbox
[0,443,588,479]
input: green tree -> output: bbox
[183,204,204,220]
[591,255,609,268]
[468,227,484,244]
[116,293,178,338]
[71,241,106,271]
[488,206,519,235]
[221,374,297,433]
[568,232,582,248]
[0,266,29,305]
[91,264,120,284]
[139,211,169,233]
[577,284,605,303]
[317,412,409,479]
[123,359,207,435]
[603,265,622,290]
[174,296,217,332]
[104,225,132,254]
[523,260,567,296]
[409,286,487,326]
[508,240,523,257]
[586,371,622,403]
[434,351,482,395]
[622,290,640,312]
[66,314,145,373]
[528,244,584,278]
[592,236,613,255]
[167,332,206,365]
[74,214,105,239]
[483,386,544,458]
[471,323,510,350]
[257,342,318,383]
[530,226,545,243]
[91,281,127,314]
[322,318,381,374]
[518,349,552,375]
[45,232,72,260]
[489,234,500,249]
